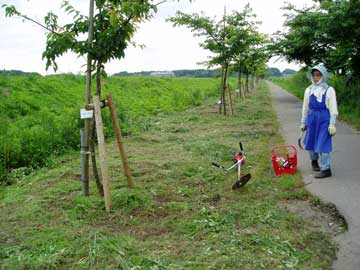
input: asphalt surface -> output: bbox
[268,81,360,270]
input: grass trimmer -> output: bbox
[212,142,252,189]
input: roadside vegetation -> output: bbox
[0,81,338,269]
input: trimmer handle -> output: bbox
[212,162,223,169]
[239,142,243,151]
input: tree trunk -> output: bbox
[227,83,234,115]
[237,62,242,91]
[251,76,255,90]
[89,61,104,195]
[90,117,104,196]
[237,70,242,99]
[222,64,229,116]
[238,70,245,99]
[82,0,95,196]
[245,74,249,94]
[219,67,224,114]
[96,63,102,96]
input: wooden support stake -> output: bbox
[107,94,134,188]
[93,95,111,213]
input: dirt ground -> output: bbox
[280,199,347,237]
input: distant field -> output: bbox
[0,74,219,184]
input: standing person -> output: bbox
[300,65,338,178]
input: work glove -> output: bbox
[300,123,306,132]
[328,123,336,136]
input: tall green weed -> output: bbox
[0,74,218,184]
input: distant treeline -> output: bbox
[113,68,297,78]
[0,68,296,78]
[113,69,222,78]
[0,69,41,76]
[267,68,297,77]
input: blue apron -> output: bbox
[304,87,332,153]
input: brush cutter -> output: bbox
[212,142,252,189]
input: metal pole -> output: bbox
[80,129,88,194]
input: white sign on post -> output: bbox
[80,109,94,119]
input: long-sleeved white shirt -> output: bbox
[301,85,339,124]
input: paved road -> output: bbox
[268,81,360,270]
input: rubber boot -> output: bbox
[311,160,320,171]
[315,169,332,178]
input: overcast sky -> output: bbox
[0,0,315,75]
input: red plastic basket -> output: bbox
[271,145,297,176]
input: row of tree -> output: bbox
[272,0,360,80]
[113,69,220,77]
[0,70,41,76]
[0,67,291,79]
[168,4,270,115]
[266,68,297,77]
[114,68,295,78]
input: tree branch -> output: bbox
[19,14,61,35]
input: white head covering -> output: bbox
[307,65,329,102]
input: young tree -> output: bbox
[231,22,269,96]
[3,1,160,92]
[227,5,258,96]
[168,5,266,114]
[2,0,184,193]
[168,10,231,114]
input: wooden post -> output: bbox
[227,83,234,116]
[93,95,111,212]
[106,95,134,188]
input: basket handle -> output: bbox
[271,145,297,155]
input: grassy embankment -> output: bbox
[0,78,337,269]
[271,71,360,129]
[0,74,218,184]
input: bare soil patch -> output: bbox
[280,199,347,236]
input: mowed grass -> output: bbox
[0,81,336,270]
